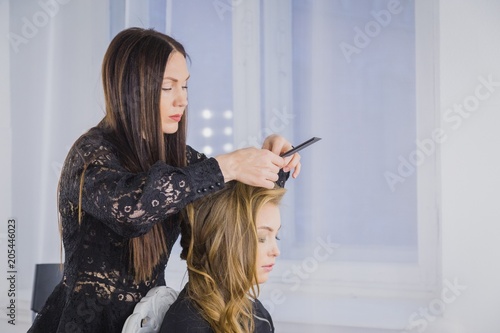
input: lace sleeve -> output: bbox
[186,145,208,165]
[60,135,224,238]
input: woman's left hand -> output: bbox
[262,134,301,179]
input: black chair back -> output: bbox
[31,263,63,318]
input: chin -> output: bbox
[162,124,179,134]
[257,275,269,284]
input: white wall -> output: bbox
[0,0,11,218]
[0,0,12,329]
[437,0,500,332]
[4,0,109,330]
[0,3,11,218]
[10,0,109,285]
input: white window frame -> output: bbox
[232,0,441,329]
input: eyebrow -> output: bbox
[163,75,190,82]
[257,225,282,232]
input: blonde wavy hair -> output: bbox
[180,181,286,333]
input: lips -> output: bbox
[169,114,182,122]
[262,264,274,272]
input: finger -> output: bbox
[261,137,272,151]
[259,165,279,177]
[261,134,278,151]
[292,161,302,178]
[269,165,281,174]
[262,179,276,189]
[271,140,286,156]
[266,150,286,168]
[283,153,300,172]
[275,138,294,156]
[283,155,293,166]
[263,135,291,156]
[266,170,279,182]
[253,171,276,189]
[280,142,294,156]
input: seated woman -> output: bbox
[160,181,286,333]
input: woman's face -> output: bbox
[255,203,281,284]
[160,52,190,134]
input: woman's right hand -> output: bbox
[215,148,285,189]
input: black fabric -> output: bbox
[160,286,274,333]
[28,126,225,333]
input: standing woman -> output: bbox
[28,27,299,333]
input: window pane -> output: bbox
[163,0,418,264]
[170,0,234,156]
[283,0,418,262]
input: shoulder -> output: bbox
[73,125,115,155]
[160,288,213,333]
[64,125,119,167]
[253,298,275,332]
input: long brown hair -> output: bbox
[82,28,188,282]
[180,182,286,333]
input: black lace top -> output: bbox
[28,126,225,333]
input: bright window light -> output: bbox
[201,109,213,119]
[202,127,213,137]
[203,146,213,155]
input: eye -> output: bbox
[161,87,172,91]
[275,236,281,241]
[182,85,188,90]
[258,237,266,243]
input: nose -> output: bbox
[270,241,280,258]
[173,88,188,108]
